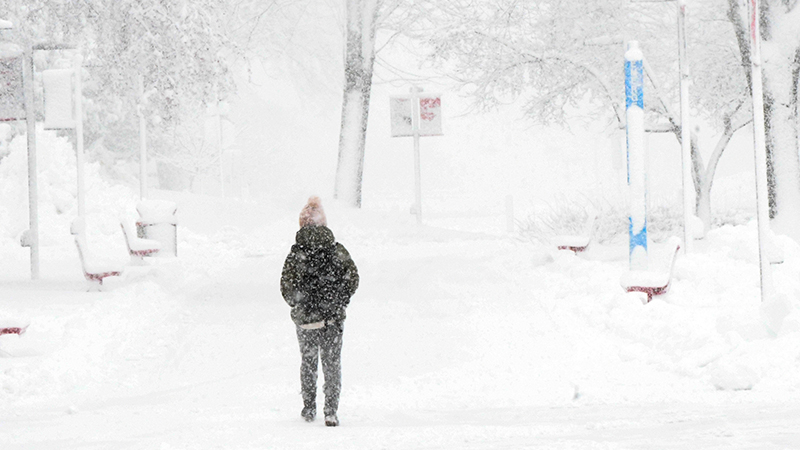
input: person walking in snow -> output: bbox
[280,196,359,427]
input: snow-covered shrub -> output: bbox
[711,209,754,228]
[518,197,631,245]
[517,196,749,245]
[646,203,685,241]
[517,197,622,245]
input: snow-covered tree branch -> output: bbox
[422,0,782,234]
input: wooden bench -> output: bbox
[557,236,592,253]
[71,219,124,287]
[620,237,682,303]
[555,214,596,253]
[136,200,178,257]
[0,324,28,336]
[121,221,161,263]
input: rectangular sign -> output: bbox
[390,94,443,137]
[419,95,442,136]
[43,68,75,129]
[0,56,24,121]
[390,96,413,137]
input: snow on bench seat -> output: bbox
[556,234,592,252]
[555,214,596,253]
[136,200,177,224]
[121,221,161,262]
[71,219,124,287]
[620,237,682,303]
[135,200,178,257]
[0,320,28,336]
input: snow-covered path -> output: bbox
[2,194,800,449]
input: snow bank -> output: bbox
[2,158,800,447]
[137,199,177,224]
[1,191,799,447]
[0,127,138,248]
[0,278,184,404]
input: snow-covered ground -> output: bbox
[2,131,800,449]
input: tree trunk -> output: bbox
[697,116,748,233]
[696,182,712,233]
[760,4,800,238]
[762,67,800,234]
[334,0,380,208]
[727,0,800,240]
[794,50,799,154]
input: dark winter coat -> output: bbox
[280,225,359,327]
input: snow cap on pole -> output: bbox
[624,40,643,61]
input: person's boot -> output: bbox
[324,413,338,427]
[301,403,316,422]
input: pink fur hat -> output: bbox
[299,196,327,228]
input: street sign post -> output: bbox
[390,88,443,224]
[677,0,693,253]
[1,19,86,280]
[23,43,39,279]
[41,55,85,219]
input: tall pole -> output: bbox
[632,0,694,252]
[748,0,774,302]
[74,54,85,218]
[216,84,224,198]
[677,0,693,253]
[505,195,515,234]
[625,41,648,271]
[138,75,147,200]
[411,86,423,224]
[22,43,39,280]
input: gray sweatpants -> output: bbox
[296,320,344,416]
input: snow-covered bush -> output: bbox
[516,198,606,246]
[517,196,755,246]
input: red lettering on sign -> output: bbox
[419,97,440,121]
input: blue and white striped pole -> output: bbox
[625,41,648,271]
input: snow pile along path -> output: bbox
[1,194,799,448]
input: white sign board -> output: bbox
[43,69,75,129]
[390,94,443,137]
[390,96,413,137]
[0,56,24,121]
[419,95,442,136]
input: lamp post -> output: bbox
[138,74,148,200]
[23,40,40,280]
[676,0,693,253]
[0,20,40,280]
[28,42,80,280]
[747,0,774,303]
[73,54,85,218]
[410,86,423,224]
[632,0,693,253]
